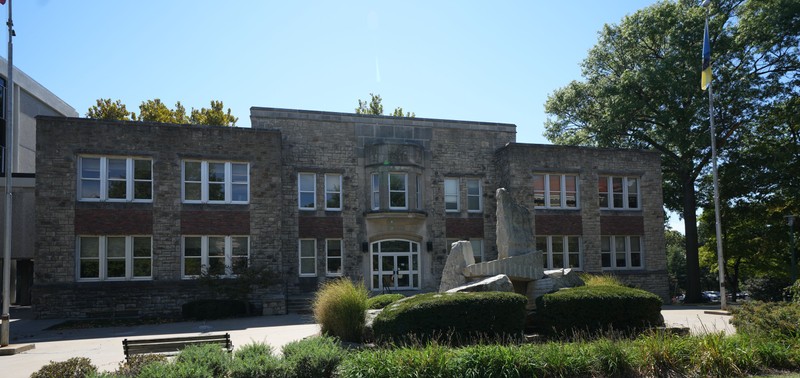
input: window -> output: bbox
[371,173,380,210]
[182,236,249,277]
[182,161,249,204]
[444,178,459,212]
[326,239,343,276]
[298,173,316,210]
[470,239,484,263]
[325,174,342,211]
[79,156,152,202]
[299,239,317,276]
[77,236,152,281]
[416,175,422,209]
[389,173,407,210]
[532,173,578,208]
[466,179,482,212]
[599,176,639,209]
[601,235,643,269]
[536,236,582,270]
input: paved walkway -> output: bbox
[1,304,734,378]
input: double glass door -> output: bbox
[370,240,420,291]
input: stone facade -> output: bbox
[33,108,669,318]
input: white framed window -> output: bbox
[299,239,317,277]
[470,239,484,263]
[298,173,316,210]
[467,178,482,212]
[182,161,249,204]
[371,173,381,210]
[78,156,153,202]
[325,174,342,211]
[182,236,249,278]
[326,239,343,276]
[389,173,407,210]
[76,236,152,281]
[533,173,578,209]
[601,235,643,269]
[444,178,459,212]
[599,176,640,209]
[536,235,582,270]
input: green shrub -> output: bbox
[580,273,624,287]
[743,276,793,302]
[30,357,97,378]
[367,293,405,309]
[181,299,248,320]
[632,330,693,377]
[533,284,663,335]
[312,278,369,342]
[372,292,527,344]
[731,301,800,339]
[788,279,800,303]
[230,343,286,378]
[281,336,344,378]
[174,343,232,377]
[137,361,212,378]
[114,354,167,377]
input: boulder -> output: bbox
[525,268,585,310]
[463,251,543,281]
[438,241,475,292]
[495,188,536,259]
[446,274,514,293]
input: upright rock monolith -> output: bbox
[495,188,536,259]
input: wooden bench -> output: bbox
[122,333,233,360]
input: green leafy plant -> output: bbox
[230,343,286,378]
[731,301,800,339]
[312,278,369,342]
[281,336,344,378]
[367,293,405,309]
[174,343,232,377]
[114,354,167,377]
[30,357,97,378]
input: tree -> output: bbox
[189,100,238,127]
[356,93,415,117]
[86,98,135,121]
[665,229,687,298]
[138,99,188,124]
[544,0,798,302]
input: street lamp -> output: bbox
[787,215,797,283]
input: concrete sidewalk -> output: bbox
[661,304,736,335]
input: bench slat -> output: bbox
[123,333,232,359]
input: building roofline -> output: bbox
[0,57,78,117]
[250,106,517,132]
[499,142,661,156]
[35,115,281,135]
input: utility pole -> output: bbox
[1,0,14,347]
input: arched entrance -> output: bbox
[370,239,420,291]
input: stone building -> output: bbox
[33,108,668,318]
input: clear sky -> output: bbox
[4,0,684,231]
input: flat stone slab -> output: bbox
[446,274,514,293]
[463,252,543,281]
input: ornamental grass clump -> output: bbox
[312,278,369,342]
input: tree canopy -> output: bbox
[87,98,238,126]
[356,93,415,117]
[544,0,799,302]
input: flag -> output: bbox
[701,18,712,90]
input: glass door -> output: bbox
[370,239,420,291]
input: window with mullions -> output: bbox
[298,173,316,210]
[389,173,407,210]
[182,161,249,204]
[325,174,342,211]
[536,235,582,270]
[326,239,343,276]
[601,235,643,269]
[371,173,380,210]
[182,236,249,278]
[444,178,459,212]
[79,156,152,202]
[599,176,640,209]
[299,239,317,276]
[466,178,482,212]
[532,173,578,208]
[77,236,152,281]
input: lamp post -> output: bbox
[788,215,797,283]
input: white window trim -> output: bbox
[388,173,408,210]
[601,235,644,270]
[76,235,153,281]
[325,239,343,277]
[538,235,583,270]
[466,178,483,213]
[470,239,484,263]
[181,235,250,278]
[600,176,640,210]
[324,174,342,211]
[444,178,460,213]
[298,238,317,277]
[533,173,579,209]
[78,156,153,203]
[371,173,380,210]
[182,161,250,204]
[298,172,317,210]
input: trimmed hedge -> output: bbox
[367,294,405,309]
[181,299,248,320]
[372,292,527,344]
[533,285,663,335]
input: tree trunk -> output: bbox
[682,177,703,303]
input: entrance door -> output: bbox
[370,239,420,291]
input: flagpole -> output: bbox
[1,0,13,347]
[703,0,727,311]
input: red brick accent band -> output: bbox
[600,215,644,235]
[299,216,343,238]
[445,217,484,239]
[75,209,153,234]
[535,214,583,235]
[181,211,250,234]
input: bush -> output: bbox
[743,276,793,302]
[281,336,344,378]
[30,357,97,378]
[114,354,167,377]
[230,343,286,378]
[533,285,663,335]
[174,343,232,377]
[137,361,213,378]
[367,293,405,309]
[788,279,800,303]
[731,301,800,339]
[312,278,369,342]
[580,273,624,287]
[372,292,527,344]
[181,299,248,320]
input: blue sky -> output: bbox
[5,0,684,230]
